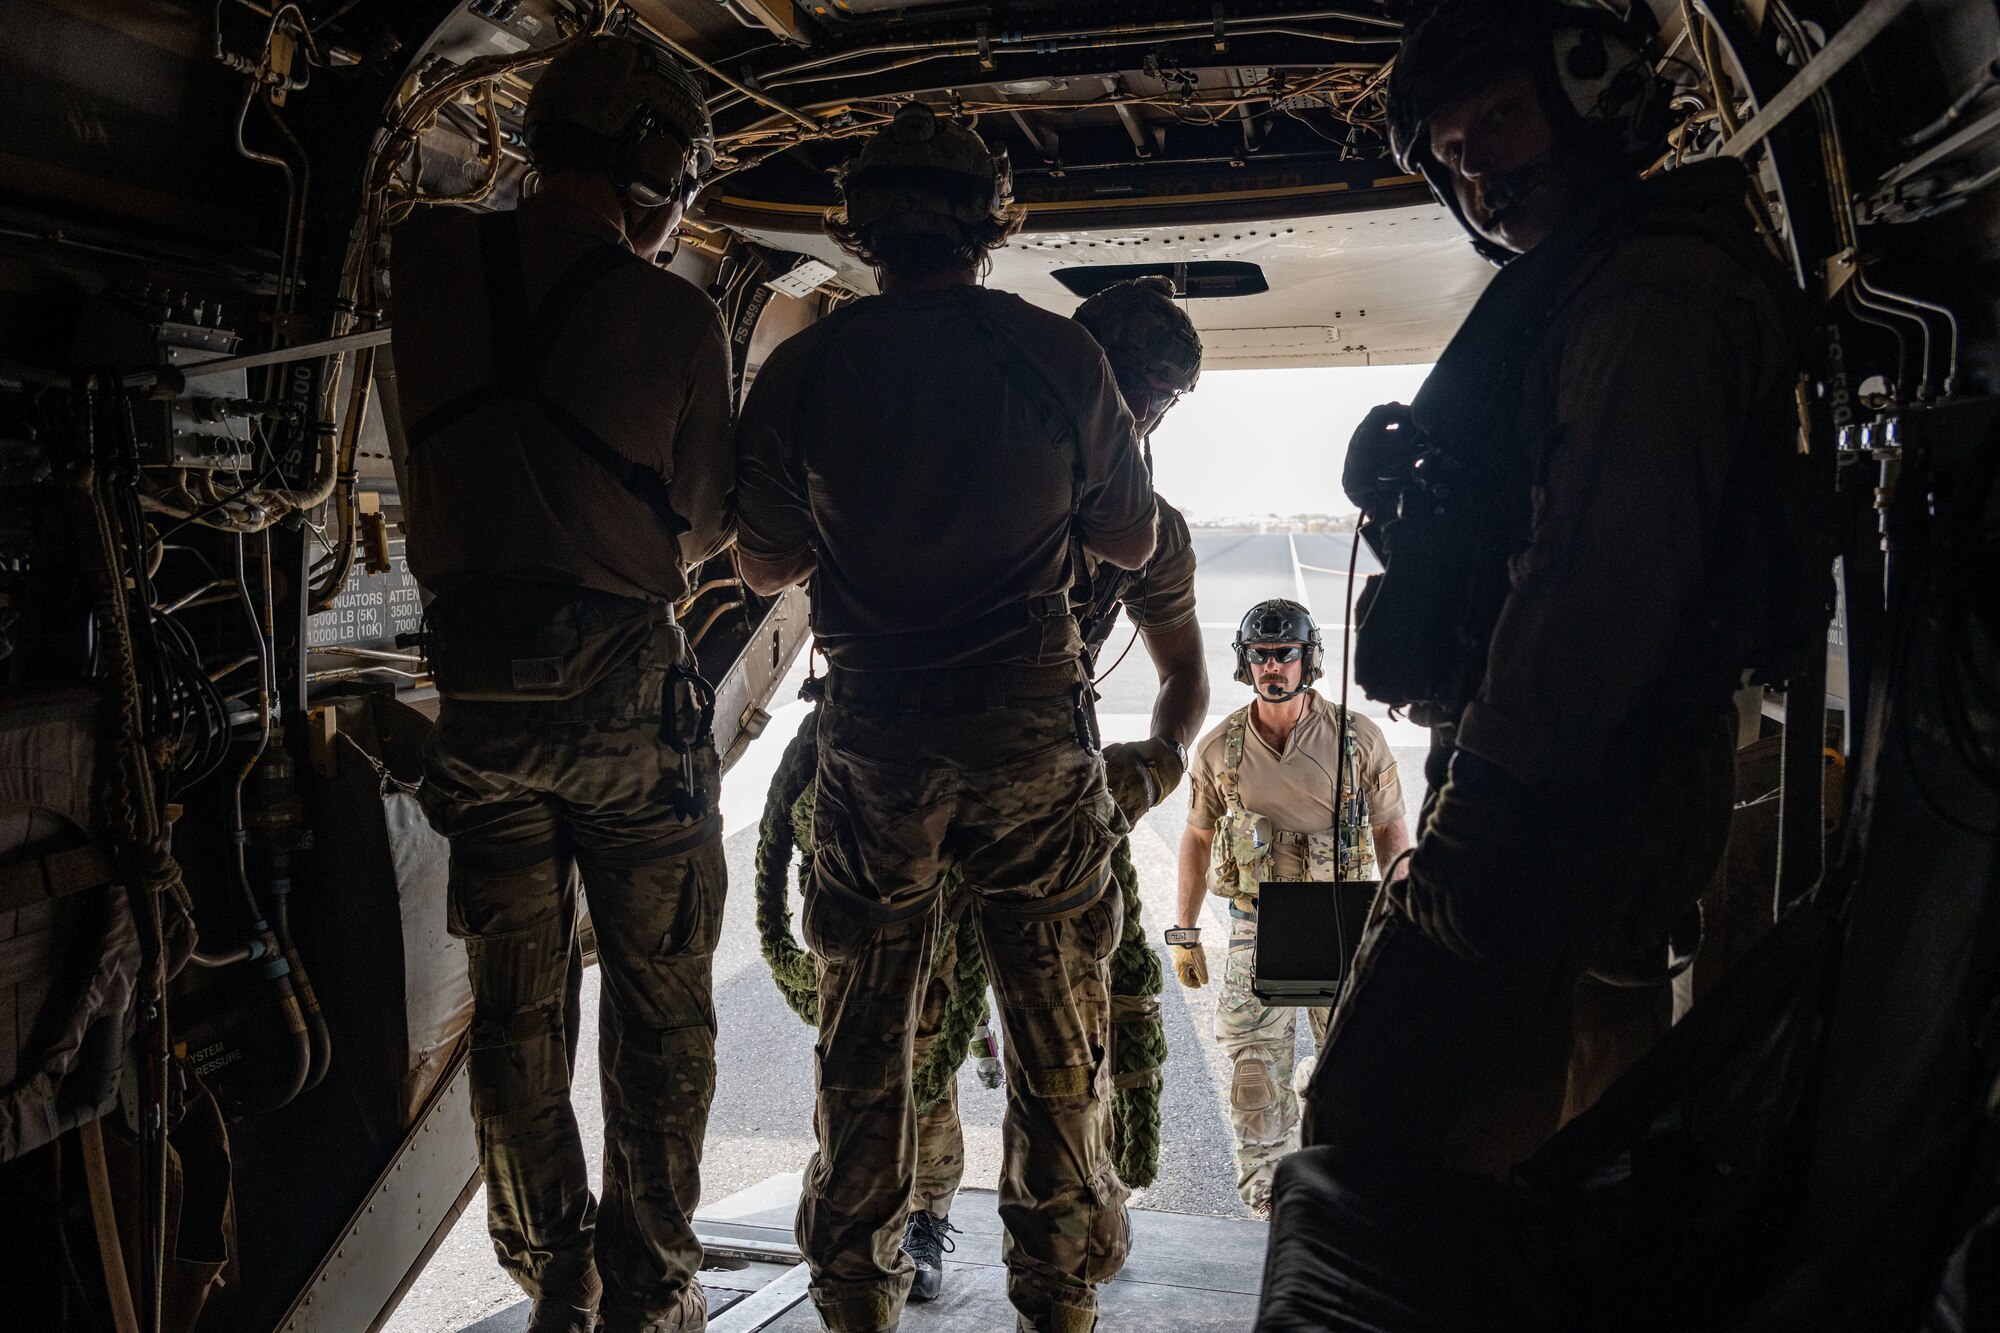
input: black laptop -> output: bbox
[1251,879,1381,1006]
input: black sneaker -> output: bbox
[902,1209,958,1303]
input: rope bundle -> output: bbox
[752,708,1166,1186]
[751,714,986,1109]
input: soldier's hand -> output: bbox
[1172,943,1209,988]
[1102,737,1187,826]
[1163,925,1209,988]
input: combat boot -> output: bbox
[604,1278,708,1333]
[1015,1304,1097,1332]
[900,1210,957,1302]
[526,1267,602,1333]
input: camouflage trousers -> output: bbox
[911,923,968,1218]
[799,683,1130,1333]
[1214,906,1332,1211]
[422,619,724,1332]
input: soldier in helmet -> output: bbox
[898,276,1211,1305]
[388,33,731,1333]
[1175,599,1409,1218]
[1292,0,1810,1184]
[735,103,1157,1333]
[1076,277,1211,829]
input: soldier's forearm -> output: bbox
[1176,826,1214,927]
[1143,619,1209,748]
[1372,817,1412,873]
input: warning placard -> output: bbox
[307,550,424,650]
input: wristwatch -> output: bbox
[1163,925,1201,947]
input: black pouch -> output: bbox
[425,578,658,702]
[1353,511,1474,710]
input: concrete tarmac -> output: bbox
[388,533,1428,1333]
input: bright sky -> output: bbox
[1149,364,1433,522]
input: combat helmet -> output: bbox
[1075,276,1203,398]
[1232,599,1324,697]
[1388,0,1672,258]
[836,102,1015,230]
[526,34,714,209]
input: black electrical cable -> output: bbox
[270,876,333,1091]
[1091,623,1142,685]
[1297,525,1370,1005]
[114,476,232,793]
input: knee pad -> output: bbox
[1231,1055,1280,1115]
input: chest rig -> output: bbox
[1209,705,1376,905]
[1353,159,1820,724]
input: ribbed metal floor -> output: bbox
[695,1173,1267,1332]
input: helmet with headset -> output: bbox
[1387,0,1674,259]
[1232,599,1324,700]
[526,35,715,211]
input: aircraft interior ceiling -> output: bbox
[736,202,1492,368]
[0,1,1997,1330]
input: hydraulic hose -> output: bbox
[188,941,264,968]
[226,534,312,1114]
[229,919,312,1117]
[268,852,332,1091]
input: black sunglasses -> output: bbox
[1243,645,1303,664]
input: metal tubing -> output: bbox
[1851,274,1934,401]
[1724,0,1921,158]
[316,645,423,663]
[629,15,818,130]
[1109,79,1154,158]
[190,943,257,967]
[123,327,392,389]
[724,6,1399,104]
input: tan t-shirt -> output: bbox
[1188,692,1404,881]
[1075,497,1197,660]
[390,194,734,602]
[734,284,1155,671]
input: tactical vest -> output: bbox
[1353,158,1824,724]
[1209,705,1376,907]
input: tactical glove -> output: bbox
[1102,736,1188,826]
[1164,925,1209,988]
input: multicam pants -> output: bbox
[799,688,1130,1333]
[911,923,968,1218]
[1214,906,1332,1211]
[421,618,723,1332]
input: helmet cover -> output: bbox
[526,35,715,204]
[838,102,1013,229]
[1075,276,1203,395]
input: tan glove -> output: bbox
[1102,736,1188,826]
[1164,924,1209,988]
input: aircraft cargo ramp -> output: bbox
[451,1173,1267,1332]
[697,1173,1267,1333]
